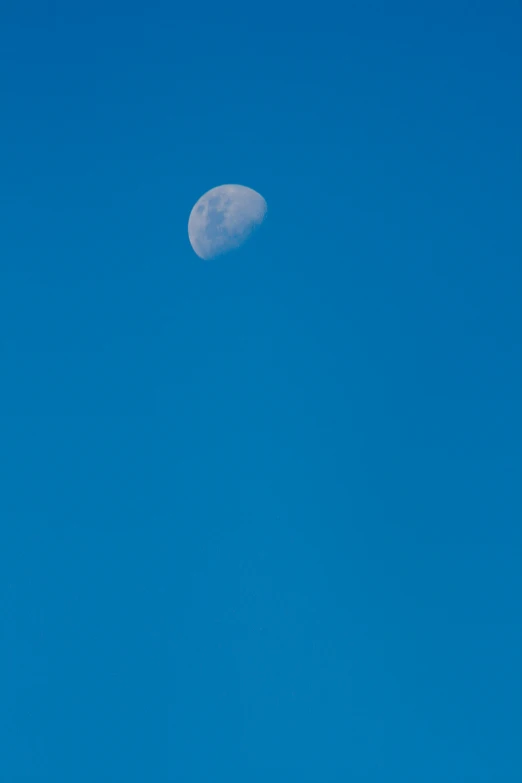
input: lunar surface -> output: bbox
[188,184,267,260]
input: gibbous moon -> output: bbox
[188,184,267,260]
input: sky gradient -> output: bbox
[1,1,521,780]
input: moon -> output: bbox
[188,184,267,260]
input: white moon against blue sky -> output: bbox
[188,184,267,260]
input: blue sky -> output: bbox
[1,1,521,780]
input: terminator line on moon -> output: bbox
[188,184,267,260]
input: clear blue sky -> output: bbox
[1,1,521,780]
